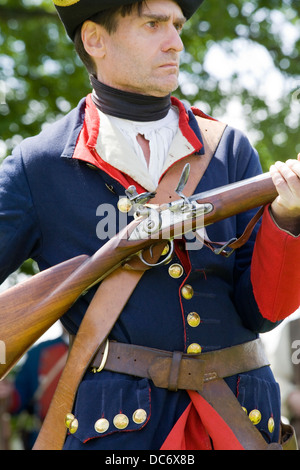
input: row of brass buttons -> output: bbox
[169,264,275,434]
[242,408,275,433]
[65,408,148,435]
[181,283,202,353]
[168,264,203,356]
[65,413,79,434]
[95,408,148,434]
[180,278,202,354]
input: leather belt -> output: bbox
[90,338,269,391]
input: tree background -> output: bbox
[0,0,299,278]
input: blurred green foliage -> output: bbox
[0,0,299,277]
[0,0,91,160]
[179,0,300,170]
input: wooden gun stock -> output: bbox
[0,223,156,379]
[0,172,277,379]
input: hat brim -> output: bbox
[54,0,204,40]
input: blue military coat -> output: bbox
[0,95,282,449]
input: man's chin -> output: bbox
[150,78,179,97]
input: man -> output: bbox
[1,0,300,450]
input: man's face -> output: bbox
[93,0,185,97]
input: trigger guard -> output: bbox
[138,240,174,267]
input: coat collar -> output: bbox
[66,94,205,192]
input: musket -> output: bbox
[0,165,277,379]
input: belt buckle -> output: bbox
[92,339,109,373]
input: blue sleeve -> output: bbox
[0,147,42,284]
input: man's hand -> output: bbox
[270,154,300,235]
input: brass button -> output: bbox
[161,244,170,256]
[117,198,132,213]
[64,413,75,429]
[132,409,147,425]
[268,417,275,433]
[187,343,202,354]
[181,284,194,300]
[69,418,79,434]
[249,409,261,426]
[187,312,201,327]
[113,413,129,430]
[168,263,184,279]
[242,407,248,415]
[94,418,109,434]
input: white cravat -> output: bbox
[108,107,179,187]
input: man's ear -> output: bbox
[81,21,106,59]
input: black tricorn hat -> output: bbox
[53,0,205,40]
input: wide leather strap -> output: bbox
[199,378,282,450]
[91,338,270,392]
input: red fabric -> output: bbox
[251,205,300,322]
[171,97,203,149]
[191,106,217,122]
[73,95,146,193]
[38,343,68,419]
[8,388,21,414]
[160,390,244,451]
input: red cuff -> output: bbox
[251,205,300,322]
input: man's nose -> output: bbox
[162,25,184,53]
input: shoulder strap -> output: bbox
[33,118,227,450]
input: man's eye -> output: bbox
[174,24,183,34]
[147,21,158,28]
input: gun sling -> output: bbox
[33,117,286,450]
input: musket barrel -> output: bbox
[197,172,277,225]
